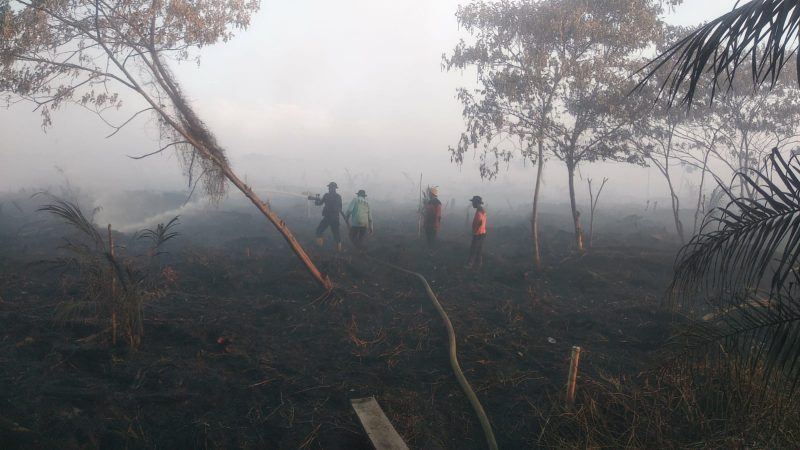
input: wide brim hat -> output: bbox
[327,182,338,188]
[469,195,483,204]
[356,189,367,197]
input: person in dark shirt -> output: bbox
[309,182,343,251]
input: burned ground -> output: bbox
[0,195,685,449]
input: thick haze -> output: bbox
[1,0,740,222]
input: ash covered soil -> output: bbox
[0,198,682,449]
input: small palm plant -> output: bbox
[39,198,179,349]
[668,148,800,404]
[136,216,180,259]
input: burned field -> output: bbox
[0,195,706,449]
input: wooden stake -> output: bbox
[566,345,581,407]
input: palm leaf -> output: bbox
[667,294,800,400]
[670,149,800,305]
[36,199,103,247]
[638,0,800,105]
[136,216,180,255]
[669,148,800,397]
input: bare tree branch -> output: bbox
[127,140,189,160]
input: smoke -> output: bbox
[111,200,210,233]
[252,188,308,199]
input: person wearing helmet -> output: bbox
[423,186,442,246]
[466,195,486,268]
[309,182,343,251]
[345,189,373,248]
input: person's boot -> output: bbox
[315,237,324,247]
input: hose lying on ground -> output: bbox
[368,256,499,450]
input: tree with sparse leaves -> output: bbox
[628,99,693,243]
[0,0,332,290]
[631,27,706,245]
[698,76,800,198]
[635,51,800,244]
[445,0,664,256]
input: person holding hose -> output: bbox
[345,189,373,248]
[309,182,343,251]
[466,195,486,269]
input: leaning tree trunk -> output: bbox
[531,142,545,269]
[145,51,332,291]
[219,164,333,290]
[567,162,584,252]
[181,137,333,291]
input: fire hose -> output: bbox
[368,256,499,450]
[253,187,497,447]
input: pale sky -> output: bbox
[1,0,741,215]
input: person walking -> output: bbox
[345,189,373,248]
[466,195,486,269]
[423,186,442,246]
[309,182,343,251]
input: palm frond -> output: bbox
[670,148,800,306]
[37,199,103,247]
[668,294,800,398]
[638,0,800,105]
[669,148,800,398]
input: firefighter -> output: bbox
[466,195,486,268]
[345,189,373,248]
[309,182,343,251]
[423,186,442,246]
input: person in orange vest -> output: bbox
[467,195,486,269]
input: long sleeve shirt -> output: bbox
[345,197,373,228]
[423,198,442,230]
[316,192,342,219]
